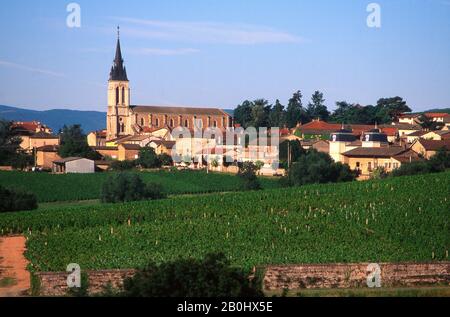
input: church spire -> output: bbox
[109,26,128,81]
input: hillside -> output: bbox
[0,105,106,133]
[1,171,448,271]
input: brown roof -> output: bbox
[92,146,118,151]
[131,105,230,117]
[390,123,422,130]
[342,146,407,158]
[36,145,59,152]
[150,140,176,149]
[393,150,422,163]
[119,144,141,150]
[417,139,450,151]
[30,132,59,139]
[407,130,427,137]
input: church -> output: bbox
[106,29,232,141]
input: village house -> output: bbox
[342,146,420,179]
[35,145,61,169]
[398,113,421,125]
[411,139,450,159]
[148,140,176,155]
[12,121,59,152]
[87,130,107,147]
[421,130,450,141]
[117,143,141,161]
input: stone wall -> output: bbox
[35,262,450,296]
[36,269,136,296]
[262,262,450,291]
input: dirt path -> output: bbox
[0,236,30,297]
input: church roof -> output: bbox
[109,28,128,81]
[130,105,230,117]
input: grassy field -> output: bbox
[0,170,280,202]
[0,171,448,272]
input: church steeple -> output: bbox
[109,26,128,81]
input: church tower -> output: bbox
[107,27,131,141]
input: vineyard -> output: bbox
[0,170,280,202]
[0,171,448,272]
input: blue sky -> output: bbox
[0,0,449,112]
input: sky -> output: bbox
[0,0,449,112]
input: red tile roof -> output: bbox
[425,113,450,118]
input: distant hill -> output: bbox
[0,105,106,133]
[422,108,450,114]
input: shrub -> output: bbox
[238,162,261,191]
[391,149,449,177]
[101,173,166,203]
[283,150,358,186]
[137,147,161,169]
[121,253,263,297]
[158,153,173,166]
[0,185,38,212]
[109,160,136,171]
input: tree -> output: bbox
[238,162,261,191]
[307,91,329,121]
[101,173,166,203]
[279,140,305,166]
[234,101,254,128]
[282,150,358,186]
[375,97,411,123]
[137,147,161,169]
[158,153,173,166]
[0,185,38,213]
[269,99,286,128]
[58,125,100,159]
[0,119,33,169]
[122,253,262,297]
[251,99,271,128]
[286,90,307,128]
[418,114,441,131]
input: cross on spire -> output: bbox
[117,25,120,39]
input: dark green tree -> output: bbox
[238,162,261,191]
[0,185,38,213]
[282,150,358,186]
[234,101,254,128]
[136,147,161,169]
[251,99,271,128]
[286,90,307,128]
[375,97,411,123]
[279,140,305,166]
[101,173,165,203]
[269,99,286,128]
[58,125,100,159]
[122,253,263,297]
[307,91,329,121]
[0,119,33,168]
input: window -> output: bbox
[368,162,372,171]
[155,118,159,127]
[185,119,189,128]
[115,87,119,105]
[356,162,360,169]
[122,87,125,104]
[213,120,217,128]
[141,118,144,126]
[170,119,174,127]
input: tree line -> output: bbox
[233,91,412,129]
